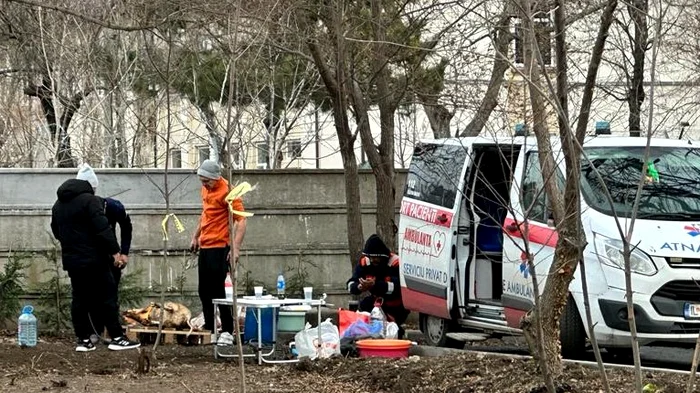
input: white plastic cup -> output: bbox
[303,286,313,300]
[254,286,263,299]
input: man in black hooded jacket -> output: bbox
[50,178,140,352]
[346,234,409,338]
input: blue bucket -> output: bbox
[243,308,277,344]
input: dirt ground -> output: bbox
[0,334,697,393]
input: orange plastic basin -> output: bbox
[356,339,412,358]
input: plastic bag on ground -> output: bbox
[342,319,380,339]
[338,309,370,337]
[342,319,399,339]
[187,306,244,335]
[385,322,399,339]
[294,318,341,360]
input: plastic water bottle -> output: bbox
[276,273,286,299]
[18,305,37,347]
[370,300,387,337]
[224,273,233,300]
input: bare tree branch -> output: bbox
[5,0,181,31]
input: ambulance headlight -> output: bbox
[593,233,657,276]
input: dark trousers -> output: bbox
[112,265,123,287]
[198,247,234,334]
[91,265,124,339]
[68,264,124,341]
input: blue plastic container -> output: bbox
[243,307,277,344]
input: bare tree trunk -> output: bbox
[199,104,223,163]
[459,3,608,138]
[107,93,117,167]
[24,74,83,168]
[622,240,643,393]
[520,1,565,382]
[365,0,397,248]
[578,257,611,392]
[519,0,617,387]
[687,333,700,393]
[114,90,129,167]
[622,5,668,391]
[338,122,365,265]
[308,17,365,267]
[223,5,247,391]
[627,0,648,137]
[521,242,557,393]
[56,92,86,167]
[575,0,618,141]
[419,93,453,138]
[461,4,512,137]
[151,29,174,359]
[569,2,617,388]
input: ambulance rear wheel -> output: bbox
[420,313,462,349]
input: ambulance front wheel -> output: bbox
[559,295,587,359]
[420,313,462,349]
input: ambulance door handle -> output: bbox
[437,214,448,223]
[462,239,468,246]
[505,223,519,233]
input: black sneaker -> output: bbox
[108,337,141,351]
[76,339,96,352]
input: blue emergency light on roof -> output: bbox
[595,121,611,135]
[514,123,528,136]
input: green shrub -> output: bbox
[0,251,28,327]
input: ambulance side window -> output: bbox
[521,152,565,223]
[521,152,547,223]
[405,143,468,209]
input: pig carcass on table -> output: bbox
[122,302,192,330]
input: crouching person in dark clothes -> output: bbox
[50,177,141,352]
[346,234,409,339]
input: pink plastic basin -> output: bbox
[356,339,412,358]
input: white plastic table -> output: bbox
[212,296,326,364]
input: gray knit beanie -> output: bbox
[197,159,221,180]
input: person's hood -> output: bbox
[57,179,95,202]
[362,234,391,257]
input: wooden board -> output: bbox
[126,326,212,346]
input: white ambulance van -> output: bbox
[398,129,700,356]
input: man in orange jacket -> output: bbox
[190,159,247,346]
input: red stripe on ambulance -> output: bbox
[503,217,558,248]
[401,287,451,319]
[400,200,453,228]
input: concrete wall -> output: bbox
[0,169,407,301]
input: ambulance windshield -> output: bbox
[580,146,700,219]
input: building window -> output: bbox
[198,145,210,165]
[514,11,553,66]
[170,148,182,168]
[287,139,302,159]
[256,142,269,167]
